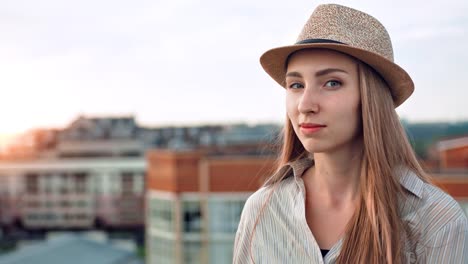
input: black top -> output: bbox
[320,249,330,258]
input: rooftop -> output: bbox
[0,233,142,264]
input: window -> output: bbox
[209,199,245,233]
[26,173,39,194]
[150,235,175,264]
[76,213,88,220]
[77,200,88,207]
[63,213,72,220]
[134,173,145,194]
[59,200,71,208]
[209,241,234,264]
[150,198,174,232]
[120,199,137,209]
[27,213,38,220]
[184,241,202,264]
[59,173,69,194]
[74,173,87,193]
[44,213,57,220]
[28,200,41,208]
[121,172,134,195]
[44,176,52,194]
[183,200,202,233]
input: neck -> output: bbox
[305,140,363,207]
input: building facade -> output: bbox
[0,157,145,229]
[146,150,274,264]
[0,116,149,230]
[436,136,468,170]
[0,116,280,234]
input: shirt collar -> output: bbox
[287,157,314,178]
[284,157,424,199]
[396,166,424,198]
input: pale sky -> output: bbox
[0,0,467,135]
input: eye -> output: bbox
[288,82,304,89]
[325,80,342,88]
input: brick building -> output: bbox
[436,136,468,169]
[145,150,274,264]
[432,136,468,215]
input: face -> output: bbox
[285,49,362,154]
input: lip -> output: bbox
[299,123,326,135]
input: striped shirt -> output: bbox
[233,158,468,263]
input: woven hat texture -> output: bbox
[260,4,414,107]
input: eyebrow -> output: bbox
[285,68,349,78]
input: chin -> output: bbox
[299,136,347,154]
[303,146,329,154]
[301,141,330,153]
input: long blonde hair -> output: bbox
[256,60,431,263]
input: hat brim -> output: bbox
[260,43,414,107]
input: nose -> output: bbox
[297,85,320,114]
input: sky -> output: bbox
[0,0,467,137]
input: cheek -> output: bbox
[340,100,361,133]
[329,96,361,128]
[353,105,363,132]
[285,94,298,120]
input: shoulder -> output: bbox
[421,183,468,236]
[399,169,466,232]
[416,184,468,261]
[420,183,466,230]
[403,179,466,232]
[401,177,468,259]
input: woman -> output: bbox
[233,4,467,264]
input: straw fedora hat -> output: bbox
[260,4,413,107]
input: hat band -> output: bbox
[295,38,345,45]
[285,38,348,71]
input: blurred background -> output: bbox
[0,0,467,263]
